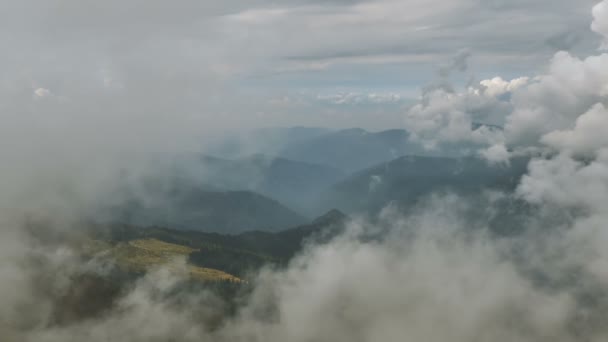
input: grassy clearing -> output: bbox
[87,238,241,282]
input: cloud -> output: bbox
[504,51,608,148]
[368,174,383,192]
[541,103,608,156]
[403,81,512,151]
[480,77,529,98]
[592,0,608,48]
[33,88,51,98]
[229,209,574,342]
[480,143,510,164]
[439,49,471,77]
[2,1,608,342]
[517,153,608,212]
[403,0,608,161]
[0,0,600,132]
[14,194,608,341]
[316,92,406,105]
[546,30,584,51]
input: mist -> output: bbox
[9,194,608,342]
[2,0,608,341]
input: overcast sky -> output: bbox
[0,0,602,130]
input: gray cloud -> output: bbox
[401,0,608,163]
[593,0,608,48]
[546,30,585,51]
[1,1,608,342]
[0,0,600,133]
[6,194,608,341]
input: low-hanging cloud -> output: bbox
[8,194,608,342]
[2,1,608,342]
[404,0,608,163]
[593,0,608,48]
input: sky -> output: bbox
[0,0,602,130]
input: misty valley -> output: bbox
[11,125,580,340]
[5,0,608,341]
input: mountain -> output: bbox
[86,209,349,278]
[211,125,504,173]
[233,208,348,260]
[209,126,333,158]
[197,154,345,216]
[320,155,529,214]
[279,125,504,172]
[46,209,348,323]
[108,187,307,234]
[277,128,419,172]
[273,127,508,172]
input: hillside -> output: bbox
[278,128,420,171]
[270,125,502,172]
[320,155,529,214]
[109,187,307,234]
[197,154,345,215]
[87,209,349,278]
[105,238,242,282]
[49,208,349,323]
[209,126,333,158]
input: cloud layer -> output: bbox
[2,1,608,342]
[0,0,601,129]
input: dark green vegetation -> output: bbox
[109,188,307,234]
[26,209,348,326]
[322,155,529,214]
[87,209,348,279]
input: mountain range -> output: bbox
[107,188,307,234]
[196,154,345,215]
[101,125,525,235]
[213,125,497,172]
[85,209,349,279]
[321,155,529,214]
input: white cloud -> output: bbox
[368,174,383,192]
[479,77,528,98]
[403,80,512,151]
[317,92,405,105]
[480,143,510,164]
[402,0,608,161]
[504,51,608,149]
[517,151,608,213]
[592,0,608,48]
[34,87,51,98]
[541,103,608,156]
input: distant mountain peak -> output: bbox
[312,209,347,225]
[339,128,368,135]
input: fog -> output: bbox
[9,194,608,342]
[1,0,608,341]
